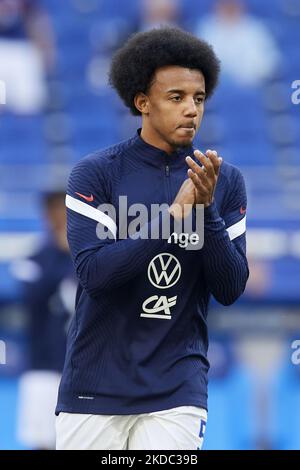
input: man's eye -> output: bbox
[195,97,204,104]
[171,96,181,101]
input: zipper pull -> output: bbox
[165,165,170,177]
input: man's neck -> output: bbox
[140,127,175,155]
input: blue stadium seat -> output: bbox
[0,141,48,165]
[0,218,42,233]
[0,378,28,449]
[98,0,139,20]
[0,115,43,136]
[268,347,300,449]
[72,126,119,160]
[213,80,265,112]
[246,0,281,18]
[180,0,212,29]
[204,365,256,449]
[221,139,276,166]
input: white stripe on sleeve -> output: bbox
[226,216,246,241]
[65,195,117,240]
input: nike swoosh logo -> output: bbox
[75,192,94,202]
[240,206,246,215]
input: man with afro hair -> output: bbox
[56,27,249,450]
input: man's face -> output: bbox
[46,198,68,252]
[141,65,206,152]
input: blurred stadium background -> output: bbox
[0,0,300,450]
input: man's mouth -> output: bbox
[177,125,195,133]
[178,124,196,130]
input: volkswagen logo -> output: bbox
[148,253,181,289]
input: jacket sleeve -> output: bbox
[66,158,173,297]
[201,167,249,306]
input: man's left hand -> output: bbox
[186,149,222,208]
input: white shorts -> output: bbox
[56,406,207,450]
[17,370,61,449]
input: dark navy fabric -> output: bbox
[0,1,36,39]
[20,240,76,372]
[56,129,249,415]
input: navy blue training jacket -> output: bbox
[56,129,249,415]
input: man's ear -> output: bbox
[134,92,150,115]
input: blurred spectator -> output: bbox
[244,258,272,298]
[11,190,76,450]
[0,0,56,114]
[195,0,281,86]
[87,0,181,93]
[139,0,180,31]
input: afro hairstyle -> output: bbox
[109,27,221,116]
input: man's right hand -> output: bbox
[168,178,196,220]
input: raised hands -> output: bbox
[186,149,222,207]
[169,149,222,220]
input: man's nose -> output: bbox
[184,99,198,117]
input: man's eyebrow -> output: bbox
[166,89,206,96]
